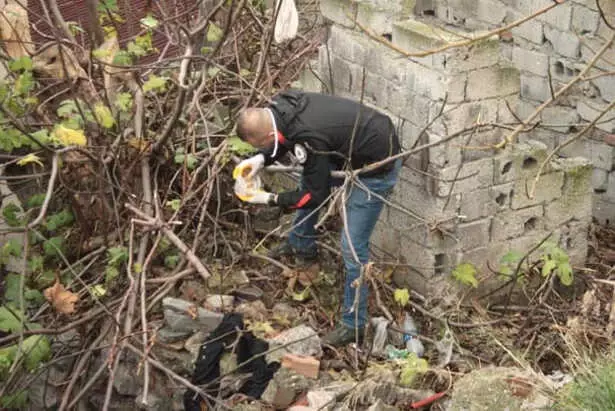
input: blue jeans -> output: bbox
[288,159,402,329]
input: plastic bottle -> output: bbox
[403,313,425,358]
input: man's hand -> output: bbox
[243,189,276,205]
[233,154,265,180]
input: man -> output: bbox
[233,90,401,347]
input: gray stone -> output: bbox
[432,157,494,197]
[520,74,551,102]
[577,99,615,133]
[207,269,250,289]
[545,26,581,58]
[184,331,207,358]
[541,105,580,132]
[262,367,315,409]
[136,390,173,411]
[114,362,142,396]
[272,302,300,322]
[447,366,552,411]
[233,286,264,301]
[162,297,224,333]
[512,47,549,76]
[307,390,336,410]
[558,221,590,266]
[467,66,520,100]
[236,300,268,321]
[511,171,564,209]
[457,219,491,251]
[205,294,234,310]
[491,205,545,241]
[572,4,600,34]
[157,327,191,344]
[266,325,322,363]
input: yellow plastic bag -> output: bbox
[233,165,263,202]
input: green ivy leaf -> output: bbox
[115,92,133,112]
[207,67,220,78]
[201,46,213,54]
[112,50,132,66]
[94,103,115,128]
[452,263,478,288]
[2,203,23,227]
[207,23,223,42]
[0,390,28,409]
[393,288,410,307]
[142,75,168,93]
[174,149,199,170]
[24,289,44,305]
[31,129,50,145]
[166,199,181,211]
[500,250,524,264]
[3,273,21,303]
[227,136,256,156]
[14,72,34,95]
[399,353,428,386]
[164,254,179,269]
[541,259,557,277]
[25,193,46,209]
[0,306,23,332]
[43,236,65,257]
[2,239,23,259]
[44,209,74,232]
[9,56,33,72]
[36,270,56,288]
[28,255,44,273]
[105,265,120,284]
[140,14,159,29]
[107,246,128,266]
[558,262,573,286]
[21,335,50,371]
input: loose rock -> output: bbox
[205,294,235,310]
[157,327,192,344]
[261,367,316,410]
[162,297,224,333]
[266,325,322,363]
[236,300,269,321]
[184,331,208,358]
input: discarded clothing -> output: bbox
[183,313,280,411]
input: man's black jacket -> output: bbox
[260,90,401,209]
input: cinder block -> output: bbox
[371,221,401,258]
[444,73,467,103]
[512,47,550,76]
[391,179,460,223]
[544,157,593,227]
[432,157,494,197]
[493,140,551,184]
[444,37,502,73]
[572,4,600,35]
[580,37,615,71]
[545,26,581,58]
[507,232,558,263]
[593,197,615,225]
[428,132,463,167]
[399,235,436,277]
[460,188,491,221]
[467,66,520,100]
[320,0,358,28]
[329,56,353,93]
[457,218,492,251]
[541,106,580,132]
[520,74,551,102]
[497,95,521,125]
[557,221,590,266]
[592,168,608,191]
[440,100,499,135]
[592,74,615,102]
[607,171,615,200]
[392,19,462,54]
[476,0,507,25]
[491,204,545,242]
[577,99,615,134]
[511,171,564,209]
[540,2,572,31]
[363,72,389,107]
[411,64,447,101]
[511,17,544,44]
[320,0,407,34]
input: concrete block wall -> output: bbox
[295,0,601,297]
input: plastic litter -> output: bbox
[402,313,425,358]
[369,317,390,357]
[233,165,263,202]
[274,0,299,44]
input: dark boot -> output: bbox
[322,324,364,347]
[267,242,318,265]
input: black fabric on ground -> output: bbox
[183,313,280,411]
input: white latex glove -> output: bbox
[243,188,276,205]
[233,154,265,180]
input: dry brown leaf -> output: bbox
[44,280,79,314]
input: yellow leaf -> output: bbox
[394,288,410,307]
[52,125,87,146]
[44,280,79,314]
[127,138,151,152]
[17,153,44,167]
[94,103,115,128]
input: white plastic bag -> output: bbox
[233,173,263,202]
[274,0,298,44]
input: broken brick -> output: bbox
[281,354,320,379]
